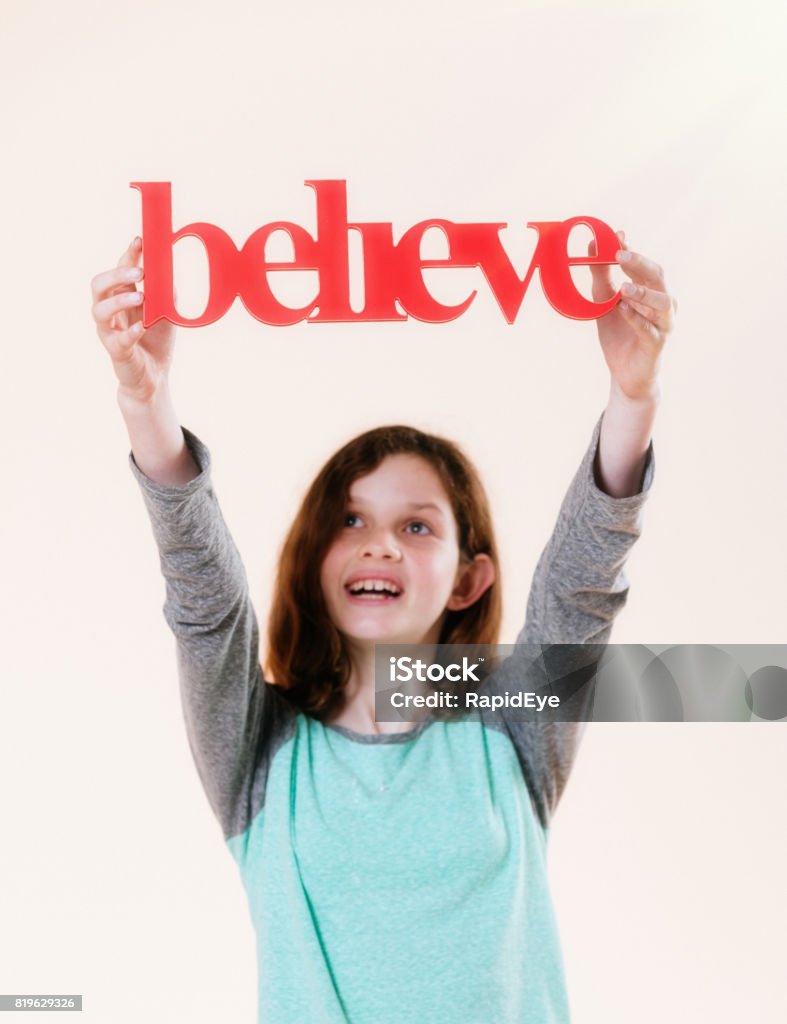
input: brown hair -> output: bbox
[265,425,502,719]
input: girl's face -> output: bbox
[320,454,488,649]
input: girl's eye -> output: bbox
[344,513,362,528]
[406,520,431,536]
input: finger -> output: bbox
[101,324,148,385]
[625,298,674,334]
[92,289,144,326]
[91,263,144,302]
[118,236,142,269]
[618,301,664,347]
[626,298,662,325]
[620,282,670,312]
[588,238,616,301]
[617,248,666,289]
[620,281,675,329]
[100,320,145,360]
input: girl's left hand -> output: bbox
[589,232,677,402]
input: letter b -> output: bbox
[130,182,240,327]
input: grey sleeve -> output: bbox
[128,427,295,841]
[508,410,655,826]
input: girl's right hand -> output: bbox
[91,237,176,405]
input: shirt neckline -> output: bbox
[321,716,434,745]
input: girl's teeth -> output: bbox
[348,580,399,595]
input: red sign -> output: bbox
[131,180,621,328]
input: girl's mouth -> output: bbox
[345,578,402,600]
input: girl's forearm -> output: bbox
[117,384,200,486]
[595,379,660,498]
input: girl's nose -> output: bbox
[359,530,401,560]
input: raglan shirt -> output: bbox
[128,413,655,1024]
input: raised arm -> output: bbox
[90,237,198,485]
[517,398,656,649]
[520,230,675,646]
[92,241,294,841]
[593,232,674,498]
[508,233,676,824]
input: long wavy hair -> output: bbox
[265,425,502,719]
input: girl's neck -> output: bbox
[325,640,420,735]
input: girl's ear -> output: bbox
[446,554,496,611]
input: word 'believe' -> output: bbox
[131,180,621,328]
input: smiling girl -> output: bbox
[92,232,674,1023]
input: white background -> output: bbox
[1,0,786,1020]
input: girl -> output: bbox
[91,234,674,1023]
